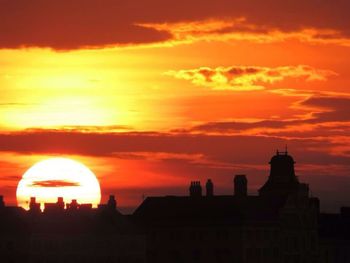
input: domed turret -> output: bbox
[259,150,299,198]
[269,150,296,183]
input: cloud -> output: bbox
[30,180,80,187]
[1,0,350,50]
[0,0,171,50]
[0,129,348,167]
[190,95,350,133]
[299,96,350,123]
[192,119,300,133]
[141,19,350,47]
[1,94,350,174]
[166,65,336,90]
[24,125,133,133]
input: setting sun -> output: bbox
[16,158,101,210]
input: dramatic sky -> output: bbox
[1,0,350,213]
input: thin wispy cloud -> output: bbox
[166,65,336,91]
[30,180,80,188]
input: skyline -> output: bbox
[0,0,350,213]
[1,149,347,214]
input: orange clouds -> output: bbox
[142,20,350,47]
[166,65,336,91]
[2,0,350,50]
[189,95,350,135]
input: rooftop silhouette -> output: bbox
[0,150,349,263]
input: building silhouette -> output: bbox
[0,150,349,263]
[132,151,350,263]
[0,195,145,263]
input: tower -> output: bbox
[234,175,247,197]
[259,150,299,198]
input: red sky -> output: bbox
[1,0,350,213]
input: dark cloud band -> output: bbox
[30,180,80,187]
[1,0,349,49]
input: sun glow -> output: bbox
[16,158,101,210]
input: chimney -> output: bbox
[107,195,117,210]
[206,179,214,197]
[68,199,78,211]
[234,175,247,197]
[57,197,65,210]
[29,197,40,213]
[189,181,202,197]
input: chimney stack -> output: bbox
[29,197,40,213]
[57,197,65,210]
[67,199,78,211]
[189,181,202,197]
[234,175,247,197]
[206,179,214,197]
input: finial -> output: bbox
[276,149,279,155]
[285,145,288,155]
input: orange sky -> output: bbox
[1,0,350,213]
